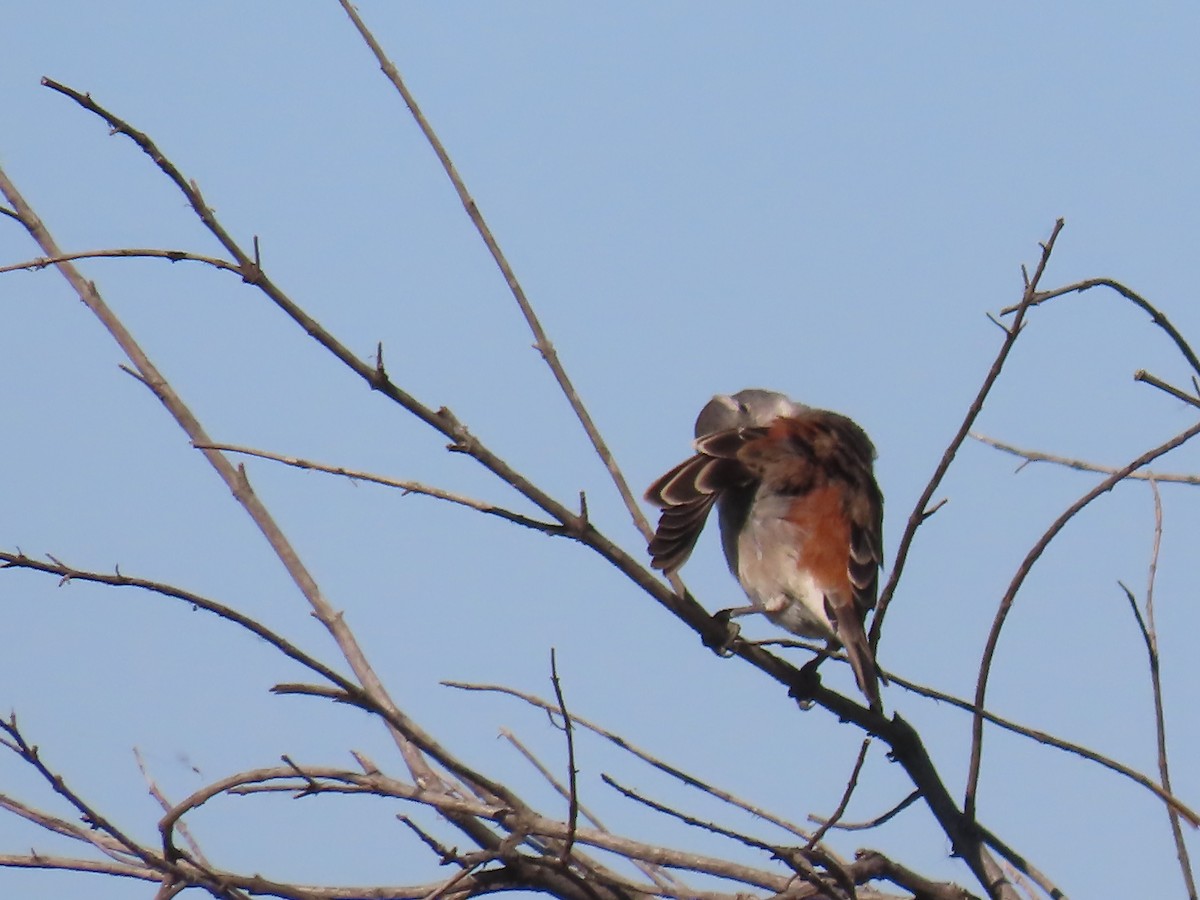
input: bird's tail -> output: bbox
[838,614,882,711]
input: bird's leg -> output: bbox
[705,605,756,657]
[788,646,832,710]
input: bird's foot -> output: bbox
[704,608,743,658]
[787,656,825,710]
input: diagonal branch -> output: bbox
[34,76,715,645]
[971,432,1200,483]
[0,716,197,890]
[0,248,241,276]
[336,0,656,547]
[964,421,1200,825]
[885,664,1199,826]
[444,680,818,843]
[194,441,564,533]
[1002,277,1200,381]
[870,219,1065,651]
[805,739,871,850]
[0,163,438,783]
[1136,370,1200,410]
[1124,482,1197,897]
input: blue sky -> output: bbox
[3,4,1199,898]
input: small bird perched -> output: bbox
[645,389,885,709]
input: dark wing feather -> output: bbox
[811,411,885,699]
[644,429,758,572]
[646,492,718,572]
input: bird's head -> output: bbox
[693,388,808,438]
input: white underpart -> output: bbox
[732,501,838,641]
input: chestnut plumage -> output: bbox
[646,389,885,709]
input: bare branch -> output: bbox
[34,77,717,652]
[549,650,579,863]
[1001,277,1200,381]
[444,680,817,842]
[134,749,210,868]
[600,773,776,856]
[817,791,920,833]
[0,716,157,869]
[885,665,1200,827]
[806,739,871,849]
[192,762,823,893]
[0,551,362,702]
[499,729,684,893]
[1136,369,1200,410]
[0,792,141,863]
[194,441,564,534]
[1130,482,1197,897]
[0,248,241,276]
[0,159,449,796]
[871,219,1065,651]
[334,1,656,550]
[0,854,160,883]
[972,432,1200,484]
[965,421,1200,825]
[854,851,981,900]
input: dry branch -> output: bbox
[965,421,1200,827]
[972,432,1200,483]
[870,219,1064,651]
[1,10,1194,894]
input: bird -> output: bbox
[645,389,885,709]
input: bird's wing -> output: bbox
[644,428,760,572]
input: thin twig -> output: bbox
[0,551,361,703]
[0,792,141,862]
[548,649,579,864]
[1133,481,1197,895]
[194,441,563,533]
[0,716,157,869]
[975,824,1067,900]
[965,420,1200,824]
[498,730,682,892]
[1002,277,1200,381]
[601,776,849,899]
[0,854,160,883]
[0,248,241,276]
[971,432,1200,484]
[601,774,776,854]
[817,791,920,832]
[884,664,1200,827]
[35,76,718,652]
[0,549,521,849]
[1136,370,1200,410]
[871,219,1065,651]
[443,680,817,842]
[806,740,871,849]
[335,0,657,548]
[0,159,450,800]
[418,860,485,900]
[133,749,209,868]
